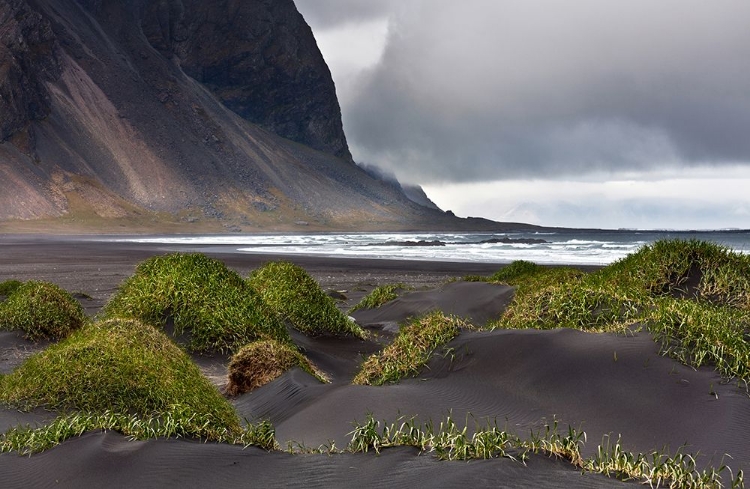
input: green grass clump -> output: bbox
[102,253,288,353]
[0,279,23,297]
[226,339,327,396]
[248,261,365,338]
[346,415,744,488]
[349,283,407,312]
[602,239,750,306]
[490,240,750,383]
[0,281,86,341]
[648,299,750,380]
[353,311,467,386]
[0,412,278,455]
[490,260,544,282]
[0,318,241,439]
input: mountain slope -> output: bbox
[0,0,523,233]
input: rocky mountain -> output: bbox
[0,0,522,232]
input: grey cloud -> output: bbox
[294,0,396,29]
[342,0,750,184]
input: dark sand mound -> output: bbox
[352,281,515,329]
[234,328,749,473]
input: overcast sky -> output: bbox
[294,1,750,230]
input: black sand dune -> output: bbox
[1,237,748,488]
[236,328,750,471]
[351,281,516,330]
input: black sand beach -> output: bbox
[1,236,747,488]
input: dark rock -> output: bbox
[379,240,447,247]
[0,0,61,142]
[479,237,548,245]
[0,0,521,232]
[401,184,442,211]
[140,0,352,161]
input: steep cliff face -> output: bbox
[0,0,467,231]
[140,0,352,160]
[0,0,61,142]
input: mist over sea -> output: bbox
[111,230,750,266]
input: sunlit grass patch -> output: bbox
[490,260,545,282]
[102,253,288,353]
[353,311,467,386]
[647,298,750,381]
[346,414,744,488]
[0,318,240,438]
[248,261,366,338]
[0,281,87,341]
[488,240,750,383]
[0,411,278,455]
[602,239,750,307]
[226,339,327,396]
[349,283,408,312]
[497,275,642,332]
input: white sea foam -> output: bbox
[107,230,750,266]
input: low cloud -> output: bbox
[294,0,396,28]
[337,1,750,184]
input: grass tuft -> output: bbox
[102,253,289,353]
[353,311,467,385]
[226,339,328,396]
[345,414,744,488]
[489,239,750,383]
[490,260,544,282]
[248,261,366,338]
[348,283,408,312]
[0,279,23,297]
[0,318,240,439]
[0,412,278,455]
[0,281,87,341]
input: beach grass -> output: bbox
[0,318,240,437]
[0,279,23,297]
[0,281,87,341]
[346,414,745,488]
[353,311,467,385]
[487,239,750,382]
[226,339,328,396]
[348,283,408,312]
[0,313,289,453]
[248,261,366,338]
[102,253,289,353]
[0,411,278,455]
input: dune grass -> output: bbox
[487,239,750,383]
[0,318,239,433]
[346,414,744,488]
[248,261,366,338]
[0,412,278,455]
[348,283,408,313]
[102,253,289,353]
[353,311,467,385]
[0,281,87,341]
[0,279,23,297]
[0,317,284,452]
[226,339,328,396]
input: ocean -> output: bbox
[111,229,750,266]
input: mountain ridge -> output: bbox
[0,0,533,233]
